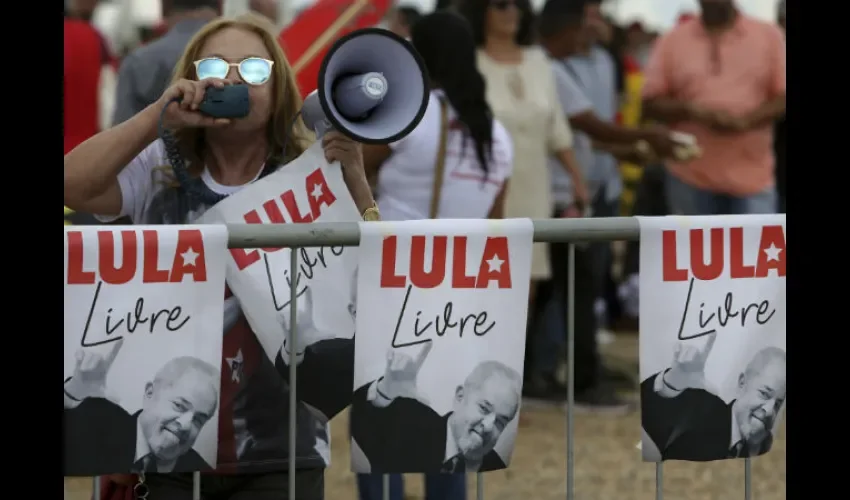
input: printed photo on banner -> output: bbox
[637,215,786,463]
[350,218,534,474]
[198,141,360,421]
[63,225,229,476]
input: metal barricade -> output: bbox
[88,217,759,500]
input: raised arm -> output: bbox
[64,77,233,217]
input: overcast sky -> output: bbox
[123,0,783,32]
[386,0,782,31]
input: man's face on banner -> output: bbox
[732,357,786,444]
[450,374,519,461]
[139,368,218,461]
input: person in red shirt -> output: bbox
[64,8,112,154]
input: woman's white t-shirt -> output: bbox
[95,140,265,224]
[376,90,514,221]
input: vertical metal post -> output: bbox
[92,477,100,500]
[744,458,752,500]
[382,474,390,500]
[476,472,484,500]
[655,463,663,500]
[193,471,201,500]
[289,248,299,500]
[566,244,575,500]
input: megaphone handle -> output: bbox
[313,119,333,139]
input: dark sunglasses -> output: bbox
[490,0,516,10]
[194,57,274,86]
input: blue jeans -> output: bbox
[357,473,467,500]
[665,172,778,215]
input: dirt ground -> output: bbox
[65,333,786,500]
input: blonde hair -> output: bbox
[169,13,312,175]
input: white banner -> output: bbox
[63,224,228,476]
[350,218,533,474]
[198,142,360,375]
[638,215,786,462]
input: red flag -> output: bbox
[278,0,393,99]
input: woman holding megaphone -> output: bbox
[63,12,373,500]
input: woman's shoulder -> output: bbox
[391,92,442,150]
[476,49,502,72]
[132,139,170,171]
[140,139,168,160]
[128,139,178,187]
[522,46,551,66]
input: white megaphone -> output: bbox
[301,28,430,144]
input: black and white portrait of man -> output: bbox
[273,285,358,422]
[641,333,786,462]
[63,340,220,476]
[350,342,522,473]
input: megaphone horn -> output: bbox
[301,28,430,144]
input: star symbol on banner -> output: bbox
[486,255,504,273]
[763,244,782,262]
[311,183,323,201]
[226,349,244,383]
[181,248,199,267]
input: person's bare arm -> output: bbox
[64,103,161,216]
[593,141,650,164]
[642,98,709,124]
[555,148,589,207]
[744,95,786,129]
[487,180,509,219]
[571,111,645,144]
[362,144,392,192]
[556,149,584,182]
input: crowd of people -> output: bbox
[64,1,786,499]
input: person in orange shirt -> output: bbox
[641,0,785,215]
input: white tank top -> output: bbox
[376,90,514,221]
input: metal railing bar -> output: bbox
[225,217,641,249]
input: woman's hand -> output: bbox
[555,148,591,211]
[322,131,375,214]
[573,182,591,212]
[156,78,235,130]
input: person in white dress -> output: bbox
[458,0,589,385]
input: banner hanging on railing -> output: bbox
[63,224,229,476]
[637,215,786,463]
[350,218,533,474]
[198,142,360,367]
